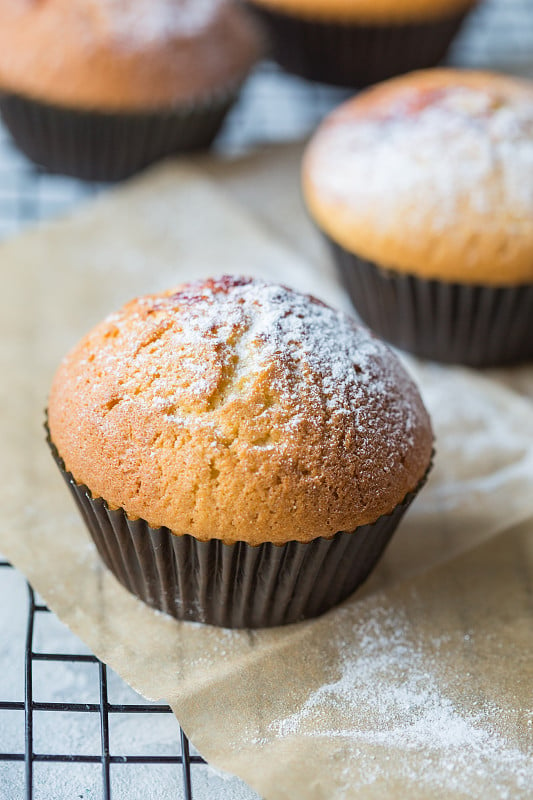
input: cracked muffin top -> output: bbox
[48,276,433,545]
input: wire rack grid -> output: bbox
[0,563,202,800]
[1,2,532,798]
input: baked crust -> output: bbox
[245,0,476,23]
[48,276,433,545]
[0,0,261,111]
[303,69,533,286]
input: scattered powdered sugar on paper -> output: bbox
[312,85,533,233]
[267,604,533,798]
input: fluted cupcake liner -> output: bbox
[330,241,533,367]
[48,434,429,629]
[244,3,468,87]
[0,88,238,181]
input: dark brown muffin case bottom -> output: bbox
[49,438,428,629]
[244,3,468,87]
[0,89,238,181]
[331,241,533,367]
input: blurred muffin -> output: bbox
[303,69,533,366]
[48,276,433,628]
[0,0,261,180]
[243,0,477,87]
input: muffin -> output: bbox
[0,0,261,181]
[303,69,533,366]
[243,0,477,87]
[47,276,433,628]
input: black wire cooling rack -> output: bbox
[1,2,532,798]
[0,561,202,800]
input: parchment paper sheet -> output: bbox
[1,154,532,799]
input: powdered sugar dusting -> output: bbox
[88,0,222,46]
[267,604,533,797]
[311,85,533,233]
[89,276,424,452]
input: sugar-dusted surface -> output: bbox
[267,603,533,798]
[304,70,533,284]
[48,276,432,545]
[90,0,223,45]
[317,84,533,224]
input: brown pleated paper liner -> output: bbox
[244,3,469,87]
[0,88,238,182]
[330,241,533,367]
[48,434,430,629]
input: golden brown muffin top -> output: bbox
[0,0,261,111]
[246,0,476,23]
[48,276,433,546]
[303,69,533,286]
